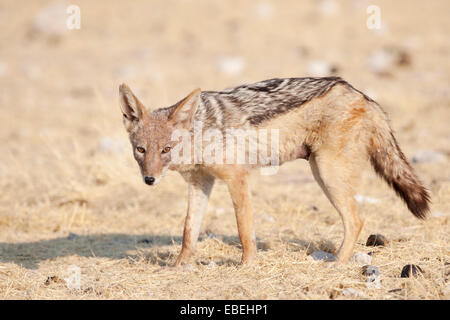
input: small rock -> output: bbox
[351,252,372,265]
[45,276,63,285]
[401,264,424,278]
[412,150,446,163]
[67,232,79,240]
[362,265,380,277]
[396,50,412,67]
[309,250,335,262]
[354,194,380,204]
[83,287,94,294]
[317,0,340,16]
[254,2,274,19]
[329,289,340,299]
[23,289,32,298]
[206,261,217,269]
[366,234,388,247]
[306,60,338,77]
[217,56,245,76]
[366,274,382,289]
[30,1,68,40]
[367,47,412,71]
[366,48,396,76]
[342,288,366,298]
[362,266,381,289]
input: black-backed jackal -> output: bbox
[119,77,430,265]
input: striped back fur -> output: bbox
[157,77,373,129]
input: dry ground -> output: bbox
[0,0,449,299]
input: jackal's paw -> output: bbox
[325,259,348,271]
[155,263,194,273]
[174,253,193,267]
[240,255,257,266]
[173,259,196,272]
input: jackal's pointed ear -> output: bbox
[119,83,147,132]
[168,88,201,130]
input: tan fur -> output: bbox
[119,78,430,266]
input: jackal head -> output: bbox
[119,84,201,186]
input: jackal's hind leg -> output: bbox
[228,172,257,265]
[309,152,364,263]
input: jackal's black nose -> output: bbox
[144,176,155,185]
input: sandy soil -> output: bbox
[0,0,449,299]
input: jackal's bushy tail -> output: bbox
[368,118,430,219]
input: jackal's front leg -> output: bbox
[175,172,215,266]
[214,166,256,265]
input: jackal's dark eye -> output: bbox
[162,146,171,154]
[136,147,145,154]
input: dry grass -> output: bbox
[0,0,449,300]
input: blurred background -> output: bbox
[0,0,448,299]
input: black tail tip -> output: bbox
[392,179,431,219]
[406,189,431,220]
